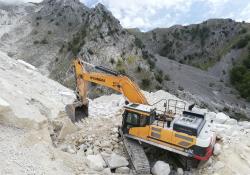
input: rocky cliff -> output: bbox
[0,0,156,96]
[129,19,250,118]
[0,0,249,118]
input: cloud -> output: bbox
[239,3,250,22]
[90,0,192,30]
[2,0,250,30]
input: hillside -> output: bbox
[128,19,250,118]
[0,0,249,118]
[0,0,157,96]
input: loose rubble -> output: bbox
[107,153,129,169]
[151,161,171,175]
[213,143,221,156]
[0,53,250,175]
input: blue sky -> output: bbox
[7,0,250,31]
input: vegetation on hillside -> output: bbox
[230,45,250,101]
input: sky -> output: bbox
[4,0,250,31]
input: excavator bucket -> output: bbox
[65,101,88,122]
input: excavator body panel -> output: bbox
[122,103,216,163]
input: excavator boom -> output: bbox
[66,58,148,122]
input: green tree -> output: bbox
[230,66,247,84]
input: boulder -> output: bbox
[206,112,217,120]
[213,143,221,156]
[0,97,10,112]
[213,161,225,171]
[102,168,112,175]
[85,148,94,156]
[86,154,107,171]
[224,118,237,125]
[177,168,184,175]
[151,161,170,175]
[115,167,130,174]
[238,121,250,129]
[58,118,78,140]
[100,140,111,148]
[214,113,229,124]
[60,144,76,154]
[107,153,129,169]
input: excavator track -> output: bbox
[119,129,151,174]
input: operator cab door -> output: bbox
[122,110,149,134]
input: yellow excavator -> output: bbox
[66,58,216,173]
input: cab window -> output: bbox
[126,112,139,125]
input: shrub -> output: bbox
[72,46,80,56]
[222,70,226,75]
[243,57,250,69]
[141,78,150,88]
[33,30,38,35]
[87,49,94,55]
[233,37,250,49]
[134,37,144,49]
[209,82,214,87]
[155,73,163,83]
[164,74,170,81]
[159,40,173,57]
[168,55,175,60]
[155,85,162,90]
[178,86,184,91]
[230,66,247,84]
[36,16,42,20]
[230,64,250,99]
[33,40,39,44]
[116,59,123,67]
[118,68,126,74]
[48,31,52,35]
[40,38,48,44]
[110,58,115,65]
[137,66,141,72]
[239,28,247,34]
[147,59,155,70]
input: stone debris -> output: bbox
[213,143,222,156]
[0,51,250,175]
[151,161,171,175]
[107,153,129,169]
[214,112,229,124]
[86,154,107,171]
[115,167,130,174]
[102,168,112,175]
[213,161,225,171]
[0,97,10,112]
[177,168,184,175]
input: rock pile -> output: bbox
[0,53,250,175]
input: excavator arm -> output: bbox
[66,58,148,122]
[74,59,148,105]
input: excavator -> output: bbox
[66,58,216,173]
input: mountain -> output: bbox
[128,19,250,118]
[129,19,242,70]
[0,0,156,97]
[0,0,248,118]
